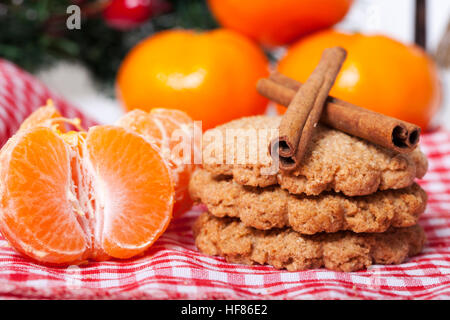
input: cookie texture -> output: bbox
[189,169,427,234]
[202,116,428,196]
[193,212,426,272]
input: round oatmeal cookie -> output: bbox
[193,212,426,272]
[189,169,427,234]
[202,116,428,196]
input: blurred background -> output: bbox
[0,0,449,130]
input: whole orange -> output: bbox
[207,0,353,46]
[117,29,269,130]
[277,30,441,130]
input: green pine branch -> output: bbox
[0,0,218,85]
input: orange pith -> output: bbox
[19,100,69,133]
[0,107,175,264]
[116,108,199,216]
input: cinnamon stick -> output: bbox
[271,47,347,171]
[258,72,421,154]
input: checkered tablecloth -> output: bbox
[0,59,97,144]
[0,59,449,300]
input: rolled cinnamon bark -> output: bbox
[271,47,347,171]
[258,72,421,153]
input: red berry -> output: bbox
[103,0,154,30]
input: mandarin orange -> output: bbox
[277,30,441,130]
[117,29,269,130]
[207,0,353,46]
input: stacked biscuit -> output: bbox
[190,116,428,272]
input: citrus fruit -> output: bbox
[207,0,353,46]
[0,109,174,265]
[116,108,200,216]
[277,30,441,130]
[116,29,269,130]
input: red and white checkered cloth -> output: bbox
[0,59,97,145]
[0,59,449,300]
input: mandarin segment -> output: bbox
[116,108,199,216]
[85,125,174,259]
[115,110,164,145]
[0,127,89,264]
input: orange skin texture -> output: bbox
[277,30,442,130]
[117,29,269,130]
[207,0,353,46]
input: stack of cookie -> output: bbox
[190,116,428,272]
